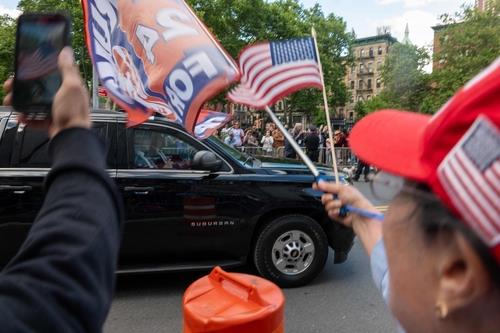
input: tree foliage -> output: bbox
[380,42,430,112]
[421,5,500,112]
[0,0,353,117]
[354,92,396,120]
[0,15,16,101]
[187,0,353,121]
[355,41,429,119]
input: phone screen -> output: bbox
[14,15,69,112]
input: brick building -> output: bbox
[338,33,398,121]
[431,24,448,71]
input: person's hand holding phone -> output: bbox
[3,47,91,138]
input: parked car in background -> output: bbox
[0,108,354,287]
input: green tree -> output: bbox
[2,0,353,117]
[422,4,500,112]
[380,42,430,112]
[188,0,353,119]
[0,15,16,101]
[288,3,353,124]
[354,93,396,120]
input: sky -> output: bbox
[302,0,472,49]
[1,0,472,49]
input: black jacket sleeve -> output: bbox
[0,128,124,333]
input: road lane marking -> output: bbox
[374,205,388,212]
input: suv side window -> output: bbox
[15,126,51,168]
[11,120,110,168]
[131,128,201,170]
[0,116,18,167]
[91,122,113,168]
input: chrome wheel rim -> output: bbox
[271,230,315,275]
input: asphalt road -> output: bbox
[105,182,398,333]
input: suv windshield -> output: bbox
[206,136,260,167]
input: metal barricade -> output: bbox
[237,146,284,158]
[319,147,356,167]
[236,145,356,168]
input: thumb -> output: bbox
[58,47,78,79]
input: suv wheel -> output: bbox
[253,215,328,288]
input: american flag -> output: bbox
[17,48,59,80]
[438,116,500,248]
[227,37,322,108]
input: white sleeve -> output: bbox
[370,239,390,303]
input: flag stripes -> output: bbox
[438,117,500,247]
[17,49,58,80]
[228,37,322,109]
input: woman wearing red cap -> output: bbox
[315,58,500,332]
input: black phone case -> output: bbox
[12,13,71,118]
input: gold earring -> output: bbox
[435,302,449,319]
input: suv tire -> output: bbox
[253,215,328,288]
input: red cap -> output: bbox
[349,57,500,263]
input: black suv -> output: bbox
[0,108,354,287]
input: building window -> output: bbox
[351,65,355,74]
[360,49,365,58]
[368,62,373,73]
[339,108,344,115]
[377,61,382,70]
[378,46,382,55]
[357,95,363,102]
[358,80,363,89]
[367,79,372,89]
[367,95,371,100]
[359,63,364,73]
[349,111,354,120]
[376,78,381,88]
[350,81,354,89]
[349,95,354,103]
[369,47,374,57]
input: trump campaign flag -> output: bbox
[82,0,240,138]
[227,37,322,108]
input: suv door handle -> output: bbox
[124,186,154,195]
[0,185,33,194]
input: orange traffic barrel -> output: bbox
[183,266,285,333]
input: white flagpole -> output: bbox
[311,27,340,184]
[264,106,320,177]
[92,65,99,109]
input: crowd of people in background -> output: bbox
[214,118,373,182]
[214,118,351,162]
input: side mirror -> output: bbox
[192,150,223,172]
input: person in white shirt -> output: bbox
[231,121,244,147]
[261,130,274,156]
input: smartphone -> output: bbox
[12,13,71,119]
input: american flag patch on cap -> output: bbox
[438,116,500,248]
